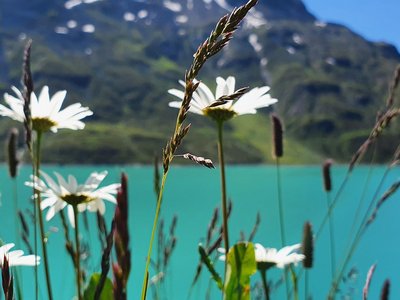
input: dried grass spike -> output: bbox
[214,87,249,103]
[1,255,14,300]
[18,210,29,236]
[208,100,229,108]
[271,113,283,158]
[206,208,219,246]
[182,153,215,169]
[322,159,333,192]
[363,263,377,300]
[95,220,115,299]
[380,279,390,300]
[113,172,130,299]
[169,215,178,236]
[301,221,314,269]
[7,128,19,178]
[386,64,400,108]
[22,40,33,151]
[366,180,400,227]
[248,212,261,242]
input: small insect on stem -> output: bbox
[176,153,215,169]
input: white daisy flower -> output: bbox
[0,243,40,267]
[26,171,120,227]
[218,243,304,270]
[168,76,278,122]
[254,243,305,269]
[0,85,93,132]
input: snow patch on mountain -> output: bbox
[214,0,231,10]
[163,1,182,12]
[248,34,262,53]
[138,10,148,19]
[55,27,69,34]
[176,15,188,23]
[124,12,135,22]
[244,12,267,29]
[187,0,193,10]
[64,0,102,10]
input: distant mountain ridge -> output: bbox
[0,0,399,164]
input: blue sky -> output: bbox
[302,0,400,50]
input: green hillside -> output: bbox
[0,0,399,164]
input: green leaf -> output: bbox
[198,245,224,290]
[224,242,256,300]
[83,273,113,300]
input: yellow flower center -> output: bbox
[202,107,236,122]
[32,117,57,132]
[61,193,94,206]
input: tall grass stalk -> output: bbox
[271,113,289,298]
[140,1,259,298]
[322,159,336,281]
[217,120,230,256]
[21,39,40,300]
[274,158,290,298]
[141,174,168,300]
[328,170,398,299]
[347,147,377,243]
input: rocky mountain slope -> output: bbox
[0,0,399,164]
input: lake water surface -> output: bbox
[0,164,399,299]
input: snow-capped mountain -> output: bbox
[0,0,399,163]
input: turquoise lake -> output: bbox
[0,164,399,299]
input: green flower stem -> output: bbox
[260,270,270,300]
[289,265,299,300]
[34,131,53,300]
[73,205,82,300]
[275,158,289,299]
[217,121,230,257]
[141,173,168,300]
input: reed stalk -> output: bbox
[322,159,336,281]
[302,222,313,300]
[325,192,335,280]
[271,113,289,298]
